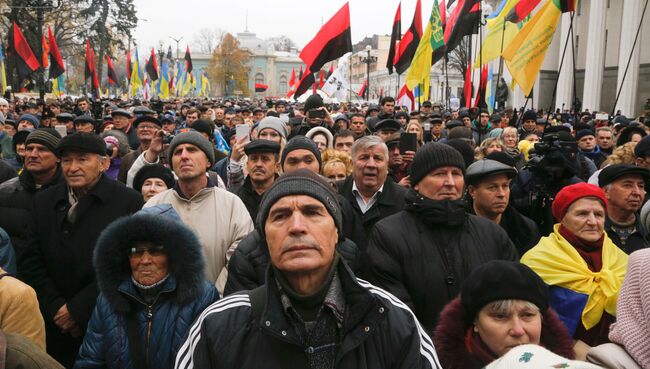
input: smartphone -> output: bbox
[399,133,418,154]
[236,124,251,142]
[54,124,67,137]
[308,109,326,119]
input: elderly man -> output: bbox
[338,136,407,236]
[110,108,139,149]
[234,140,281,220]
[175,169,442,369]
[596,127,614,156]
[118,115,161,183]
[599,164,650,253]
[144,131,253,292]
[365,143,518,331]
[576,129,607,168]
[19,132,143,367]
[466,158,540,255]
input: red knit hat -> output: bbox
[551,183,608,221]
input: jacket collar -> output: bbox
[19,167,63,192]
[172,176,215,201]
[342,176,399,208]
[117,275,177,307]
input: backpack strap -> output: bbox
[248,286,267,322]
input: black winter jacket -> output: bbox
[175,260,442,369]
[223,230,362,296]
[366,207,518,331]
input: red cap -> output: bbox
[551,183,608,222]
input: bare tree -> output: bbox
[447,37,469,76]
[192,28,226,54]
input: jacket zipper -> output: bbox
[145,304,153,358]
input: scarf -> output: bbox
[465,328,498,366]
[521,224,628,330]
[404,189,466,227]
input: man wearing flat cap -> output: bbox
[19,132,143,367]
[110,108,138,149]
[73,116,96,133]
[599,164,650,253]
[117,115,161,183]
[466,158,540,255]
[365,142,518,331]
[234,139,281,220]
[176,169,442,369]
[373,119,401,142]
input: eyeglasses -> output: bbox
[127,245,165,258]
[137,124,158,130]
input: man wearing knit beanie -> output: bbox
[365,141,518,332]
[290,94,337,138]
[281,136,322,173]
[178,168,443,369]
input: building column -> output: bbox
[555,12,574,112]
[582,0,607,112]
[616,0,643,117]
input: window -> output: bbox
[255,73,264,84]
[279,75,288,95]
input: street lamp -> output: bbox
[169,36,183,62]
[360,45,377,101]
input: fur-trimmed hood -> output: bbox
[93,204,205,313]
[433,297,575,369]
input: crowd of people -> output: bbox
[0,92,648,368]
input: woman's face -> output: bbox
[475,300,542,357]
[312,133,328,153]
[526,134,539,144]
[323,162,348,181]
[407,124,420,135]
[485,142,502,155]
[129,241,169,286]
[258,128,282,143]
[502,132,518,148]
[141,178,169,202]
[630,133,643,143]
[562,197,605,242]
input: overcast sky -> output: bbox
[131,0,444,53]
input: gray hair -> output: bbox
[100,129,130,157]
[351,135,388,159]
[477,299,541,321]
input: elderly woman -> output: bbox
[74,205,218,369]
[500,126,525,169]
[522,183,628,358]
[305,126,334,153]
[434,260,575,369]
[132,164,176,202]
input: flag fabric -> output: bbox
[444,0,481,54]
[194,70,202,95]
[215,129,230,155]
[106,54,117,85]
[439,0,447,27]
[52,73,65,97]
[397,84,415,111]
[463,63,472,108]
[473,64,488,108]
[405,0,444,102]
[85,39,95,81]
[286,68,296,98]
[394,0,422,74]
[318,70,325,89]
[130,49,143,96]
[201,73,210,97]
[184,46,193,74]
[0,45,6,93]
[11,22,40,81]
[387,1,402,74]
[474,0,519,67]
[322,54,350,101]
[298,65,303,80]
[327,64,334,79]
[157,61,170,98]
[506,0,542,22]
[145,48,159,81]
[358,79,367,98]
[41,33,49,68]
[485,64,495,113]
[47,26,65,79]
[126,49,132,81]
[554,0,577,12]
[502,0,562,96]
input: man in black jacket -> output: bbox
[234,140,280,220]
[0,129,63,261]
[365,143,518,331]
[18,132,143,367]
[175,170,441,369]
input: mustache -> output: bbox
[281,236,321,253]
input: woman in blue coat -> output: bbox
[75,205,218,369]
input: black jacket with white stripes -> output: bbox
[175,259,441,369]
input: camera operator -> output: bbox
[289,94,337,138]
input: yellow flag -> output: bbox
[502,0,561,96]
[474,0,519,68]
[406,0,444,97]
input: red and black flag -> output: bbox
[326,64,334,79]
[318,69,325,89]
[463,63,472,108]
[126,49,132,79]
[85,39,96,81]
[10,22,39,81]
[557,0,577,12]
[394,0,422,75]
[41,33,49,68]
[255,83,268,92]
[106,54,117,85]
[47,26,65,79]
[295,2,352,98]
[386,1,401,74]
[505,0,541,23]
[184,46,193,74]
[358,79,368,99]
[145,48,159,81]
[294,72,316,98]
[444,0,481,55]
[473,64,488,109]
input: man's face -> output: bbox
[352,145,388,194]
[171,143,210,181]
[247,152,278,184]
[597,130,613,149]
[74,123,94,133]
[18,120,35,131]
[375,129,396,142]
[479,112,489,126]
[112,115,130,130]
[24,143,59,174]
[462,116,472,127]
[224,113,235,128]
[283,149,319,173]
[77,101,89,111]
[414,166,464,201]
[451,111,459,120]
[215,109,225,120]
[0,103,8,115]
[388,144,402,168]
[604,175,646,215]
[162,122,176,134]
[5,125,16,137]
[523,120,536,131]
[276,104,286,113]
[350,117,366,138]
[432,122,442,136]
[185,113,199,126]
[578,135,596,151]
[468,174,511,218]
[334,136,354,154]
[265,195,338,276]
[253,111,265,122]
[136,122,159,142]
[381,101,395,116]
[61,152,107,192]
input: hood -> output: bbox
[93,205,205,313]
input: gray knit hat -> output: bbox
[281,136,322,169]
[25,128,62,153]
[257,116,288,139]
[409,142,466,186]
[167,131,216,167]
[256,169,343,241]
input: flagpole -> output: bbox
[444,55,450,110]
[570,11,579,123]
[546,12,575,115]
[396,73,400,99]
[493,20,507,113]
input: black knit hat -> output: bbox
[132,164,176,193]
[25,128,62,153]
[281,136,322,170]
[409,142,466,186]
[256,169,343,241]
[461,260,549,321]
[56,132,107,157]
[303,94,324,112]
